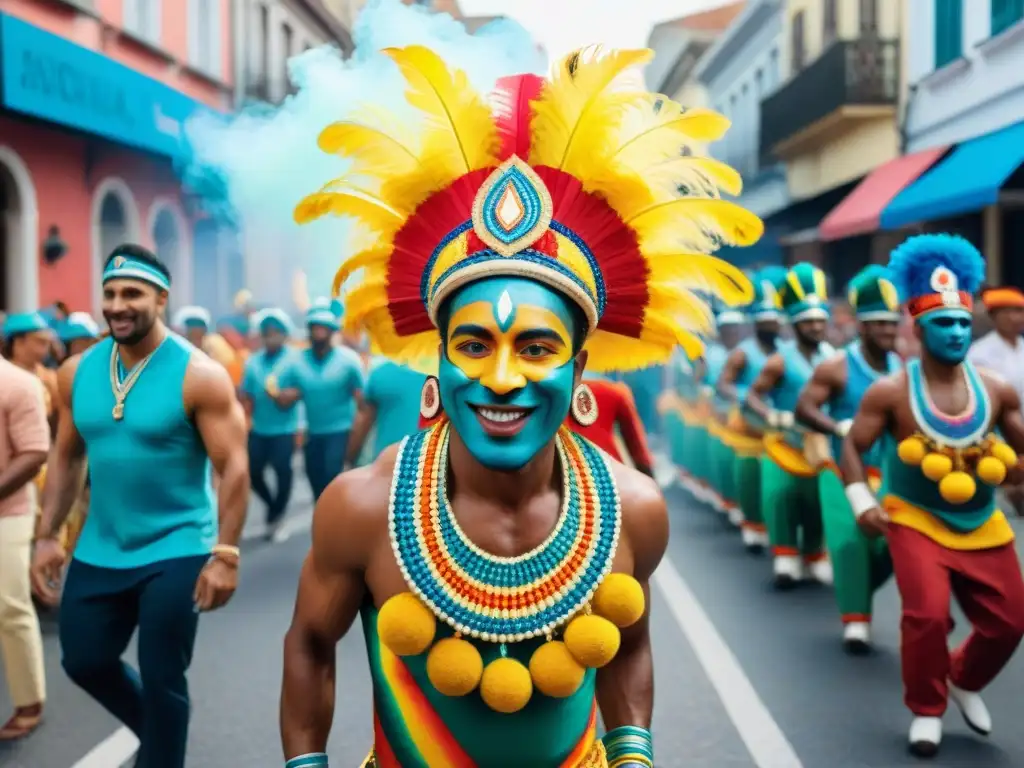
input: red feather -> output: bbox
[491,74,544,161]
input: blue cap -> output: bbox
[173,306,212,331]
[58,312,100,342]
[3,311,49,340]
[252,308,292,335]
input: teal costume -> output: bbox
[705,301,748,518]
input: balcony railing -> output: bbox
[759,38,899,161]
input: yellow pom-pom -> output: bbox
[939,471,976,505]
[563,614,621,669]
[592,573,646,629]
[990,441,1018,468]
[480,657,533,714]
[897,437,928,466]
[921,452,953,482]
[529,641,586,698]
[426,637,483,697]
[377,593,436,656]
[977,456,1008,486]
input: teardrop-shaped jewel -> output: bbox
[495,184,525,231]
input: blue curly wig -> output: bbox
[887,234,985,302]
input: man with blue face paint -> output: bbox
[842,234,1024,758]
[746,263,836,588]
[280,45,761,767]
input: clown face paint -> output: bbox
[439,277,579,471]
[918,309,972,364]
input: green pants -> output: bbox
[686,424,711,486]
[735,454,764,527]
[664,411,687,469]
[819,468,892,621]
[711,434,736,504]
[760,456,824,556]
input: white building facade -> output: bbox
[904,1,1024,150]
[695,0,789,264]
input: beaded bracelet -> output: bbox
[285,752,328,767]
[603,725,654,768]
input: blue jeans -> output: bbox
[60,555,208,768]
[249,433,294,525]
[304,430,349,501]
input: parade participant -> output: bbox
[969,286,1024,515]
[841,235,1024,758]
[280,44,758,767]
[241,308,299,541]
[664,348,707,498]
[347,357,425,465]
[292,300,365,500]
[31,244,249,768]
[746,263,835,587]
[0,353,49,740]
[716,266,787,553]
[58,312,101,358]
[567,373,655,477]
[174,305,246,386]
[795,266,902,652]
[703,301,748,523]
[2,313,58,416]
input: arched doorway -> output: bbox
[91,178,139,312]
[0,147,38,313]
[153,208,182,315]
[98,193,128,263]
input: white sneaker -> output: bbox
[740,527,765,553]
[949,682,992,735]
[267,519,291,544]
[727,506,744,527]
[842,621,872,655]
[908,716,942,758]
[806,558,834,586]
[773,555,802,589]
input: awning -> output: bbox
[881,119,1024,229]
[819,147,948,241]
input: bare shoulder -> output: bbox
[609,460,668,580]
[977,366,1018,404]
[56,354,84,402]
[764,351,785,372]
[312,443,400,572]
[184,348,236,402]
[815,350,847,380]
[864,370,904,406]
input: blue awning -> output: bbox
[881,119,1024,229]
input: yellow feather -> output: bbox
[647,285,715,331]
[610,101,729,167]
[317,122,419,176]
[628,198,764,253]
[660,156,743,197]
[530,47,653,173]
[648,253,754,305]
[293,191,403,234]
[383,46,499,179]
[332,246,392,296]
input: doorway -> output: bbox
[153,208,182,315]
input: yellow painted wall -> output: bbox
[785,115,898,199]
[780,0,901,79]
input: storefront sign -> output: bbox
[0,13,205,158]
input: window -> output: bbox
[934,0,963,69]
[259,4,270,81]
[754,67,764,97]
[281,23,294,91]
[790,11,806,72]
[859,0,878,34]
[769,48,779,88]
[123,0,160,44]
[188,0,222,77]
[992,0,1024,36]
[823,0,837,45]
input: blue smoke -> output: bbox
[179,0,545,308]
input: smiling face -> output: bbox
[102,279,166,345]
[438,277,582,471]
[916,309,973,364]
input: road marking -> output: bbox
[70,726,138,768]
[654,558,804,768]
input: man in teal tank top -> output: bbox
[717,266,787,553]
[746,263,836,588]
[241,308,300,540]
[31,245,249,768]
[291,300,365,499]
[842,235,1024,758]
[795,266,902,653]
[347,357,426,465]
[270,48,764,767]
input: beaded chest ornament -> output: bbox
[377,419,646,714]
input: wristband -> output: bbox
[603,725,654,768]
[285,753,328,768]
[844,481,877,519]
[835,419,853,438]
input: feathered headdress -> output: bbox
[748,265,788,321]
[779,263,829,323]
[295,46,762,373]
[846,265,901,321]
[888,234,984,320]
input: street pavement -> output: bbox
[4,457,1024,767]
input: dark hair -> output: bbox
[105,243,172,285]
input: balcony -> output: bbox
[759,39,899,161]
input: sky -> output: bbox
[458,0,732,59]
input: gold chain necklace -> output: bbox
[108,343,160,421]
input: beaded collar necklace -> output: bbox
[907,358,990,448]
[389,419,621,644]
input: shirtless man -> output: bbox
[841,234,1024,758]
[278,44,758,767]
[796,265,902,652]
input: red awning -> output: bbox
[819,147,949,241]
